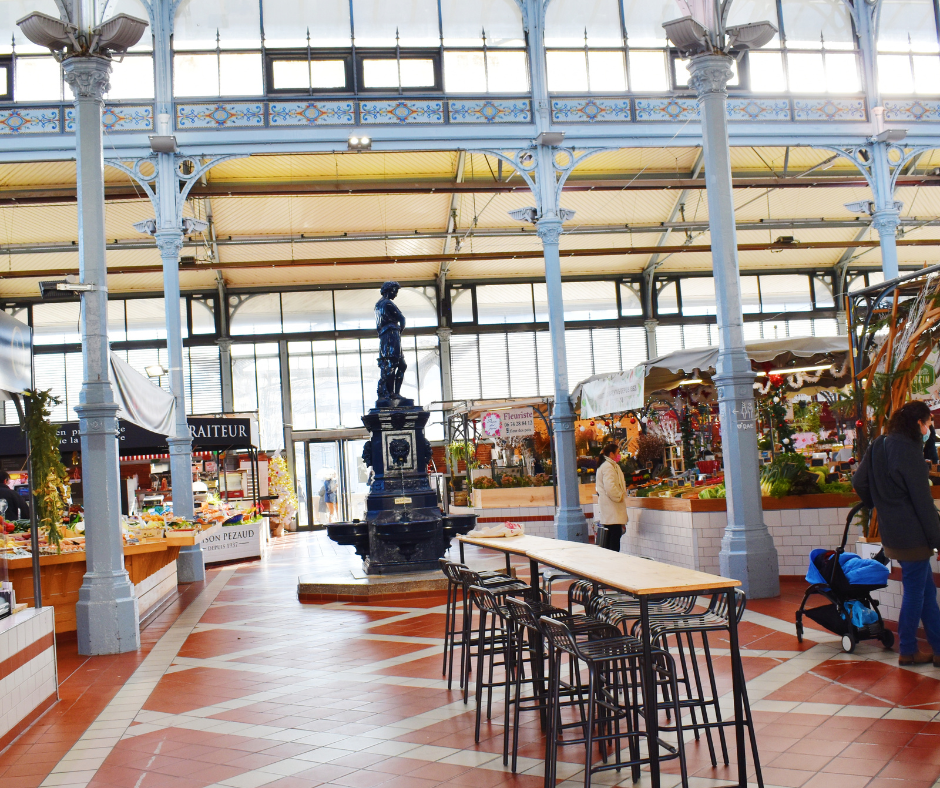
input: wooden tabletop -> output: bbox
[458,533,588,556]
[526,545,741,596]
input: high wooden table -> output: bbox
[457,534,585,575]
[462,536,754,788]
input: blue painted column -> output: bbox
[688,53,779,598]
[64,55,141,654]
[152,0,203,580]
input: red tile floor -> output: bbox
[3,531,940,788]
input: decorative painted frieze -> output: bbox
[448,99,531,123]
[551,99,631,122]
[268,101,355,125]
[792,98,866,121]
[634,98,700,121]
[359,101,444,124]
[0,107,60,134]
[176,103,265,128]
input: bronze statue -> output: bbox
[375,281,411,406]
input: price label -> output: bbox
[394,497,413,505]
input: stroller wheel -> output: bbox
[842,632,856,653]
[880,630,895,650]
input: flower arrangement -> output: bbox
[23,389,69,553]
[268,455,298,527]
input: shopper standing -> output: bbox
[853,401,940,665]
[595,443,627,552]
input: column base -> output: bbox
[719,528,780,599]
[177,544,206,583]
[75,571,140,655]
[554,505,587,543]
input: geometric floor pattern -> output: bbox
[2,532,940,788]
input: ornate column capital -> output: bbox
[154,229,184,258]
[435,327,453,341]
[62,56,112,102]
[536,217,563,246]
[871,207,901,235]
[687,53,734,99]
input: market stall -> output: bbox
[437,398,595,536]
[846,264,940,620]
[571,337,860,572]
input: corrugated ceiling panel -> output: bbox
[207,151,460,182]
[218,261,440,288]
[219,239,399,263]
[210,193,451,235]
[0,203,78,243]
[571,148,700,175]
[732,186,872,222]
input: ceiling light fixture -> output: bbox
[755,365,832,376]
[678,378,705,386]
[348,134,371,151]
[145,364,168,378]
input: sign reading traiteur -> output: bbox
[580,366,644,419]
[482,408,535,438]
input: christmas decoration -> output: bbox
[759,376,796,452]
[22,389,68,552]
[268,454,298,532]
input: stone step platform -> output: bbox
[297,567,448,603]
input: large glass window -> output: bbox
[232,343,283,450]
[478,284,535,324]
[33,302,81,346]
[282,291,335,333]
[679,278,716,317]
[759,275,814,313]
[877,0,940,94]
[230,294,282,336]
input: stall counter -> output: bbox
[624,493,861,576]
[5,541,180,633]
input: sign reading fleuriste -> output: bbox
[482,408,535,438]
[580,366,644,419]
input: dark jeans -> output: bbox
[898,559,940,655]
[597,524,623,553]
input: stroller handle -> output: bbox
[839,502,867,553]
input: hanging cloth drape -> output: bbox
[109,352,176,436]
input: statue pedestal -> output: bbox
[360,406,442,574]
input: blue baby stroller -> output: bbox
[795,503,893,653]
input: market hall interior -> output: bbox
[3,1,940,788]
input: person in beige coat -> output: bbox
[595,443,628,552]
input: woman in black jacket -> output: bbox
[853,401,940,665]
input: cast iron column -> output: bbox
[537,210,585,542]
[644,319,659,359]
[64,55,141,653]
[689,53,779,598]
[436,327,454,402]
[870,148,901,281]
[155,230,203,581]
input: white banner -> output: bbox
[203,522,266,564]
[109,352,176,436]
[481,408,535,438]
[579,366,645,418]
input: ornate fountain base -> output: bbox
[327,404,475,575]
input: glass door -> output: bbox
[343,439,369,522]
[308,441,342,526]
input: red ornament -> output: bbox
[769,374,784,387]
[630,418,637,425]
[855,419,864,429]
[590,421,595,426]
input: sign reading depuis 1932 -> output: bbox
[202,522,266,564]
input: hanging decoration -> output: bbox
[268,454,298,529]
[22,389,68,553]
[759,374,796,452]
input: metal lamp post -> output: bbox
[17,3,149,652]
[663,8,780,597]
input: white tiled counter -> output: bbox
[450,503,594,538]
[0,607,57,749]
[624,494,860,576]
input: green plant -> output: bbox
[22,389,68,553]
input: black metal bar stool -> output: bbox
[457,566,529,702]
[540,615,689,788]
[641,589,763,788]
[439,558,518,691]
[503,596,618,772]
